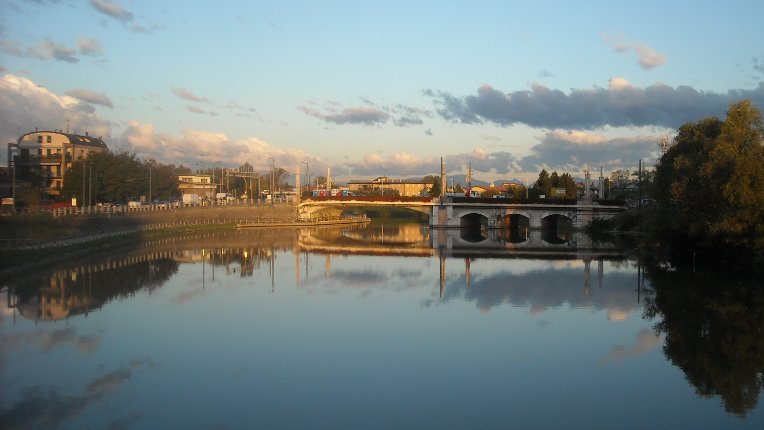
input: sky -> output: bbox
[1,0,763,183]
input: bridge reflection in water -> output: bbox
[2,223,641,322]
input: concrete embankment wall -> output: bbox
[0,204,300,249]
[121,203,298,224]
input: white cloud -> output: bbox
[545,130,608,145]
[0,74,111,145]
[116,120,320,171]
[600,33,666,70]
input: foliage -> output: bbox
[62,151,186,204]
[653,100,764,250]
[423,174,441,197]
[530,169,576,198]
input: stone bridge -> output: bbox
[298,197,625,230]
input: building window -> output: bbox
[47,149,52,156]
[46,135,52,143]
[37,136,43,143]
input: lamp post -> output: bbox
[301,161,309,196]
[269,158,275,205]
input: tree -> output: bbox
[534,169,551,197]
[559,173,577,198]
[654,100,764,248]
[423,175,441,197]
[62,151,183,204]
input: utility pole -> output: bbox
[88,162,92,206]
[82,159,86,209]
[638,159,643,204]
[148,162,152,205]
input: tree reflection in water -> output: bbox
[643,263,764,417]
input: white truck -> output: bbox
[182,194,201,206]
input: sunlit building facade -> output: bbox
[7,130,108,196]
[347,176,429,197]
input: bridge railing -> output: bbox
[450,197,578,205]
[302,196,433,203]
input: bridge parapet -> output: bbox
[297,196,625,229]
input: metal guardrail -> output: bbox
[38,199,289,217]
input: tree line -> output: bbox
[58,152,294,206]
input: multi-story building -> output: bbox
[7,130,108,196]
[177,174,215,199]
[347,176,429,197]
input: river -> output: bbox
[1,223,762,429]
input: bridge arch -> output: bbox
[541,213,572,244]
[459,212,489,242]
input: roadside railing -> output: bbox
[46,199,293,217]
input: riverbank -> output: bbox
[0,204,299,240]
[0,204,371,279]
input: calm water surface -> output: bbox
[1,223,762,429]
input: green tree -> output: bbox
[654,100,764,249]
[559,173,577,198]
[423,175,441,197]
[531,169,551,197]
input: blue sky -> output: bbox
[2,0,763,182]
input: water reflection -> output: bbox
[1,223,762,427]
[2,225,633,322]
[643,263,764,417]
[6,258,177,322]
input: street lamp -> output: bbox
[269,158,275,205]
[301,161,309,196]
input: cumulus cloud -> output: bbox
[115,120,320,171]
[0,74,111,144]
[600,33,666,70]
[428,79,764,130]
[339,152,437,177]
[171,86,212,104]
[65,88,114,108]
[339,129,659,180]
[518,130,660,172]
